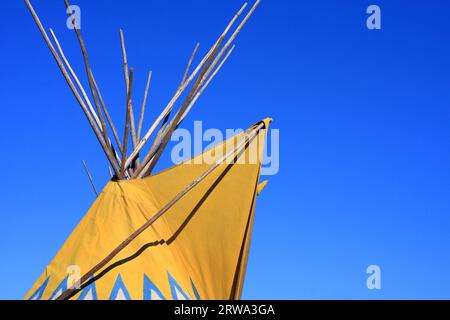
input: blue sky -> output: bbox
[1,0,450,299]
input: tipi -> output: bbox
[24,0,270,300]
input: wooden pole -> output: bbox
[64,0,112,151]
[48,29,124,160]
[136,70,152,141]
[181,42,200,86]
[134,70,152,168]
[180,45,235,126]
[119,29,137,149]
[57,122,265,300]
[119,29,129,87]
[123,2,248,171]
[160,42,200,129]
[120,68,134,178]
[82,160,99,196]
[48,28,102,131]
[91,75,123,153]
[203,0,261,85]
[24,0,122,178]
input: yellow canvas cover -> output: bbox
[25,119,270,300]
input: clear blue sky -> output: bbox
[1,0,450,299]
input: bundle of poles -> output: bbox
[24,0,260,180]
